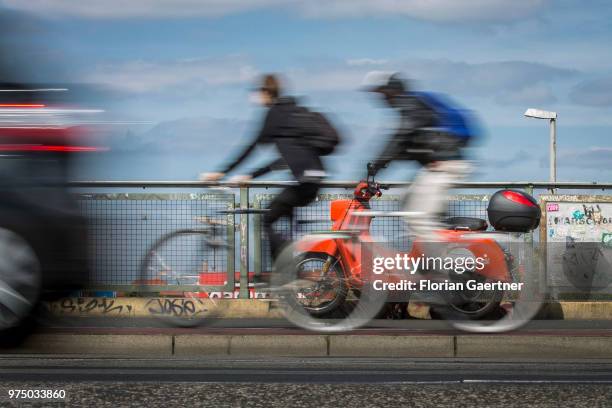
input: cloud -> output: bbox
[113,116,250,153]
[570,76,612,107]
[495,84,557,106]
[410,60,576,97]
[300,0,548,22]
[1,0,548,22]
[543,147,612,169]
[0,0,288,19]
[346,58,388,67]
[484,149,534,169]
[289,59,577,102]
[85,56,258,94]
[89,55,577,108]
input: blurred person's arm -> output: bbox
[370,105,421,175]
[370,132,405,176]
[218,106,281,175]
[218,138,258,176]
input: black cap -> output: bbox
[362,72,406,94]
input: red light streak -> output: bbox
[0,104,46,108]
[0,144,108,152]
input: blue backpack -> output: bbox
[409,91,477,141]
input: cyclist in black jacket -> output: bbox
[201,74,325,260]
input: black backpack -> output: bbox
[288,105,341,156]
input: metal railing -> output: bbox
[69,180,612,189]
[70,180,612,297]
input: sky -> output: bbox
[1,0,611,182]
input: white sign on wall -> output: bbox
[545,202,612,243]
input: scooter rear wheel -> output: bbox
[431,274,504,320]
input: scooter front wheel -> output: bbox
[292,252,348,317]
[271,234,387,333]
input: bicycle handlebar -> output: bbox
[296,219,329,225]
[218,208,270,215]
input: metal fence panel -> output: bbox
[77,192,235,291]
[69,182,610,297]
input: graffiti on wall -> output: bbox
[545,200,612,292]
[50,297,133,316]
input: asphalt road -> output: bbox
[2,356,612,383]
[0,357,611,407]
[3,318,611,406]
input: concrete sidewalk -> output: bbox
[4,332,612,359]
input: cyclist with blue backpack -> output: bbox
[363,72,475,239]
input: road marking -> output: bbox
[463,379,612,384]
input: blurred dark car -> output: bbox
[0,84,101,341]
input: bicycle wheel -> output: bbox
[271,234,387,332]
[139,229,227,327]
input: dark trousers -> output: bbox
[263,182,320,259]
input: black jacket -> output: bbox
[220,97,325,182]
[370,93,465,174]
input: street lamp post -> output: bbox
[524,108,557,183]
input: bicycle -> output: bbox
[138,185,363,327]
[137,205,236,326]
[138,192,330,326]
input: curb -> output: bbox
[329,335,453,357]
[6,334,172,356]
[229,335,328,356]
[4,334,612,358]
[456,335,612,359]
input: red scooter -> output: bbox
[291,163,541,322]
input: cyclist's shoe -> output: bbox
[252,273,313,292]
[252,274,272,288]
[206,239,230,249]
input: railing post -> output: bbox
[225,197,236,293]
[253,196,262,279]
[239,186,250,299]
[524,183,535,244]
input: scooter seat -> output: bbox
[444,217,488,231]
